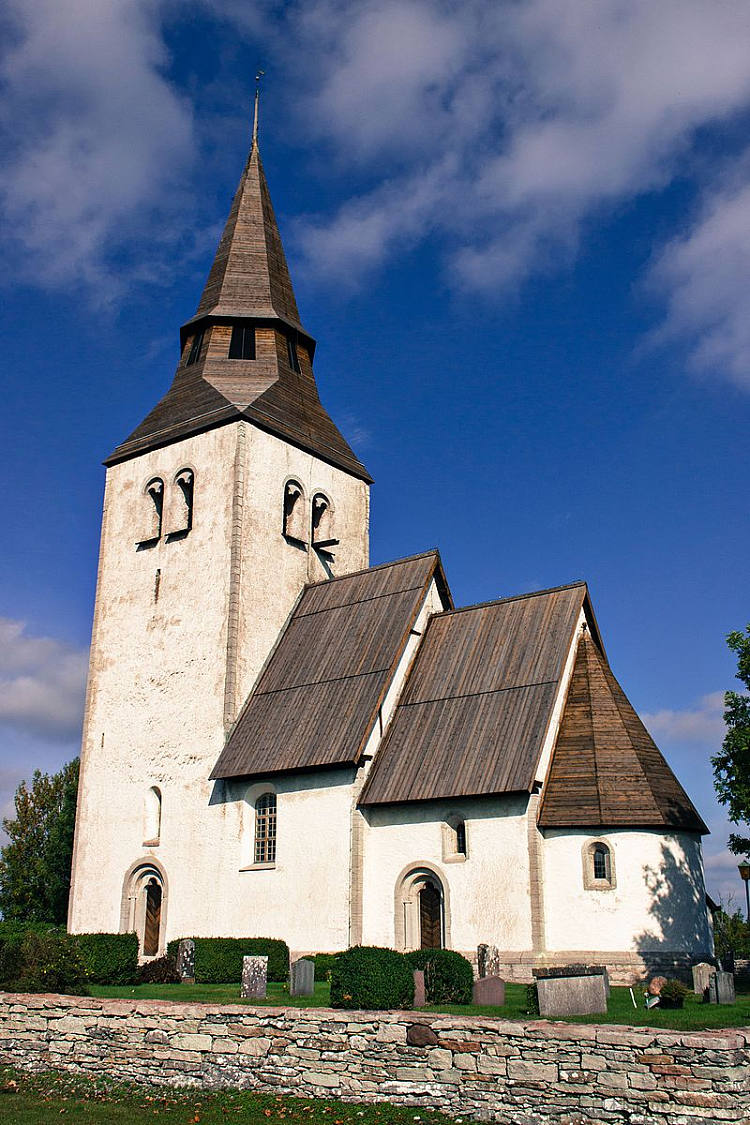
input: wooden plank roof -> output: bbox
[359,583,587,806]
[538,632,708,833]
[106,143,371,482]
[210,551,451,781]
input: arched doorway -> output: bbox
[120,859,168,959]
[143,879,162,956]
[394,864,450,951]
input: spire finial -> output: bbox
[252,70,264,150]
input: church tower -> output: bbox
[68,105,371,948]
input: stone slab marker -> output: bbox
[709,970,735,1005]
[412,969,426,1007]
[692,961,714,996]
[241,955,268,999]
[290,958,314,997]
[537,974,607,1018]
[472,976,505,1006]
[177,939,195,984]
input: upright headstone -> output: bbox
[537,974,607,1018]
[413,969,426,1008]
[708,971,736,1005]
[290,958,314,997]
[177,939,195,984]
[472,976,505,1006]
[241,955,268,1000]
[477,943,501,979]
[692,962,714,996]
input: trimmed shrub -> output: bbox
[659,978,689,1009]
[0,929,89,995]
[313,953,340,982]
[138,954,181,984]
[166,937,289,983]
[330,946,413,1010]
[405,949,473,1004]
[76,933,139,985]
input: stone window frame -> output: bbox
[311,490,337,550]
[166,467,195,540]
[137,476,165,548]
[142,785,162,847]
[441,814,469,864]
[282,478,307,545]
[582,837,616,891]
[240,782,278,871]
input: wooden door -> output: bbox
[419,883,442,949]
[144,879,162,957]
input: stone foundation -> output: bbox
[1,992,748,1123]
[468,950,699,986]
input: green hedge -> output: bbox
[76,933,139,985]
[330,946,413,1010]
[313,953,341,982]
[0,929,89,995]
[405,949,473,1004]
[166,937,289,983]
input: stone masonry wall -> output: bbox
[0,993,748,1124]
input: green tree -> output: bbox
[712,626,750,856]
[0,758,80,923]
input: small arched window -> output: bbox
[254,792,277,865]
[144,786,162,846]
[141,478,164,544]
[583,839,616,890]
[311,492,337,548]
[455,821,467,856]
[168,469,194,536]
[283,480,307,543]
[442,816,468,862]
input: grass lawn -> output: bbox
[89,980,750,1030]
[0,1069,458,1125]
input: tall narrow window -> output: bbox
[286,332,301,373]
[455,821,467,856]
[229,324,255,360]
[168,469,194,536]
[583,839,615,889]
[311,492,336,548]
[283,480,307,543]
[254,793,277,864]
[186,330,204,366]
[593,844,610,881]
[141,478,164,544]
[144,786,162,845]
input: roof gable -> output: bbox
[359,583,586,806]
[538,632,708,833]
[210,551,451,782]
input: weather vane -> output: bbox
[253,70,265,148]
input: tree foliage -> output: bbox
[712,626,750,856]
[0,758,80,923]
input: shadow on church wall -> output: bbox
[634,838,712,959]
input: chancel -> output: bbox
[68,95,713,984]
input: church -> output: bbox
[68,104,713,984]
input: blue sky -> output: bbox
[1,1,749,905]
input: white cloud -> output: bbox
[643,691,725,746]
[646,167,750,388]
[0,619,88,741]
[0,0,194,296]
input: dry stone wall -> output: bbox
[0,992,748,1124]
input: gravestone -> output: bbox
[290,958,314,997]
[708,971,735,1005]
[177,939,195,984]
[241,955,268,1000]
[536,974,607,1018]
[477,943,501,979]
[413,969,426,1008]
[692,962,714,996]
[472,976,505,1006]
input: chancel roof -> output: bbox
[538,632,708,833]
[210,551,451,782]
[359,583,588,806]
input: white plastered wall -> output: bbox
[69,418,369,950]
[542,828,713,956]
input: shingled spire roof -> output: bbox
[538,631,707,833]
[106,114,371,481]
